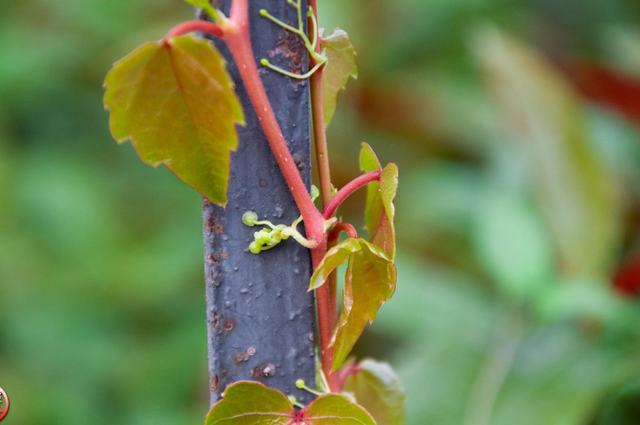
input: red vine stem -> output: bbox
[306,0,341,354]
[323,171,382,219]
[225,2,323,234]
[307,0,332,209]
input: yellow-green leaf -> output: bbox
[344,359,407,425]
[309,238,362,290]
[359,142,381,174]
[372,163,399,260]
[104,35,244,206]
[205,381,375,425]
[360,142,383,236]
[359,143,399,260]
[332,239,396,371]
[473,27,620,276]
[304,393,376,425]
[309,237,397,370]
[205,382,291,425]
[323,28,358,128]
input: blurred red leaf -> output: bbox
[613,254,640,297]
[559,60,640,128]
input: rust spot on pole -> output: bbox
[271,30,307,76]
[223,319,234,332]
[234,351,251,363]
[252,364,276,378]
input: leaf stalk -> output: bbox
[323,171,382,219]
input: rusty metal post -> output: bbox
[199,0,317,406]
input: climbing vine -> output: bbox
[103,0,404,423]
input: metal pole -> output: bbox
[199,0,317,406]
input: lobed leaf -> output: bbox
[205,381,292,425]
[205,381,375,425]
[359,144,398,260]
[343,359,407,425]
[104,35,244,206]
[323,28,358,128]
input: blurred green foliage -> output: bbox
[1,0,640,424]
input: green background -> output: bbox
[1,0,640,424]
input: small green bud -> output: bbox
[288,395,298,405]
[295,379,306,389]
[255,229,271,244]
[249,241,261,254]
[269,232,283,245]
[259,9,268,16]
[242,211,259,227]
[260,58,270,66]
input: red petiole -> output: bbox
[164,20,224,39]
[322,171,382,220]
[329,222,359,242]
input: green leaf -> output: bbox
[359,142,381,174]
[304,393,376,425]
[332,239,396,370]
[472,26,620,277]
[360,142,383,236]
[310,238,397,370]
[309,238,362,290]
[205,381,375,425]
[311,237,396,371]
[359,144,399,260]
[372,164,399,260]
[104,35,244,206]
[343,359,407,425]
[205,382,292,425]
[323,28,358,128]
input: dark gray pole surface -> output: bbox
[199,0,317,406]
